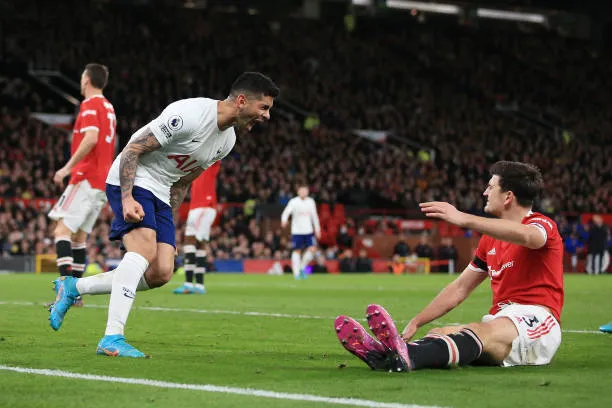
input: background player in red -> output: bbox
[173,161,221,294]
[334,161,564,371]
[48,63,116,298]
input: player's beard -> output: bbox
[235,117,259,135]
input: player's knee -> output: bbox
[466,318,517,356]
[123,230,158,262]
[71,230,87,244]
[54,221,72,238]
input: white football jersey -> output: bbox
[107,98,236,205]
[281,197,321,235]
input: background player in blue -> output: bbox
[48,72,280,357]
[281,185,321,279]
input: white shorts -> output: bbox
[48,180,107,234]
[185,207,217,241]
[482,304,561,367]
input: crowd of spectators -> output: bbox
[0,1,610,262]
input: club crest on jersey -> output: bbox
[168,115,183,131]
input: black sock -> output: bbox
[195,249,207,285]
[184,247,196,284]
[407,329,483,369]
[71,243,86,278]
[55,237,73,277]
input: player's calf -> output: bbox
[407,329,484,369]
[144,244,176,288]
[366,304,484,371]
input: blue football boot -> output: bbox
[96,334,148,358]
[600,322,612,333]
[48,276,79,331]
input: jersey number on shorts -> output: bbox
[523,316,540,327]
[168,154,200,173]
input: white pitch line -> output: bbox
[0,301,604,335]
[0,365,445,408]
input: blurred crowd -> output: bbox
[0,1,610,261]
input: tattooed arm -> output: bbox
[120,129,162,200]
[120,128,162,222]
[169,167,205,221]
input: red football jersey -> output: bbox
[69,94,116,190]
[469,212,564,322]
[190,161,221,210]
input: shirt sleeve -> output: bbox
[79,103,101,133]
[281,199,293,223]
[468,237,488,273]
[310,199,321,234]
[527,216,555,243]
[149,99,204,148]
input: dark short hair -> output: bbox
[84,63,109,89]
[230,72,280,99]
[490,161,544,207]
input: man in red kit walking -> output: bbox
[334,161,564,371]
[49,63,116,303]
[173,161,221,294]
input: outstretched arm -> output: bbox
[402,267,487,341]
[169,167,204,221]
[420,202,546,249]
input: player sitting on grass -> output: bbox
[335,161,564,371]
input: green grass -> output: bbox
[0,273,610,408]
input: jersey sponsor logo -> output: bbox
[488,260,514,277]
[168,115,183,131]
[488,247,496,255]
[168,154,200,173]
[159,123,172,139]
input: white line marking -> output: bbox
[0,301,603,334]
[0,365,445,408]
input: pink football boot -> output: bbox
[365,304,412,371]
[334,315,389,370]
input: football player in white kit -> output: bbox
[281,185,321,279]
[48,72,279,357]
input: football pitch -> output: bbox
[0,273,610,408]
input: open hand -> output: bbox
[419,201,467,227]
[401,318,420,342]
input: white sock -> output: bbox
[77,271,115,295]
[105,252,149,336]
[76,271,151,295]
[301,250,314,269]
[291,251,301,278]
